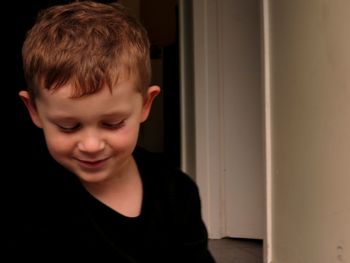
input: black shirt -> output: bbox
[5,147,215,262]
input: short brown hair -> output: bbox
[22,1,151,101]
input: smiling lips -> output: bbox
[76,157,110,169]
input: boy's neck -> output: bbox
[83,156,143,217]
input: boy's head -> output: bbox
[22,1,151,103]
[19,1,160,184]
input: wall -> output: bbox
[265,0,350,262]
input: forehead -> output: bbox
[34,78,144,123]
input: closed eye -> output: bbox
[102,120,125,130]
[57,124,81,133]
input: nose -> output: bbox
[77,130,106,153]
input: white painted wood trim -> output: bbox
[192,0,226,239]
[262,0,273,262]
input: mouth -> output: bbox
[76,157,110,169]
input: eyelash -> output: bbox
[102,121,125,130]
[57,124,81,133]
[57,121,125,133]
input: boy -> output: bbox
[14,1,215,262]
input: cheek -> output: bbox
[109,125,140,149]
[44,133,75,157]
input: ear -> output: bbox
[18,91,43,128]
[140,85,161,122]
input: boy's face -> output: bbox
[19,76,159,184]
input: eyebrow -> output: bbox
[99,112,129,118]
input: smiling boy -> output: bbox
[14,1,215,262]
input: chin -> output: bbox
[76,171,111,184]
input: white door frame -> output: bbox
[179,0,269,245]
